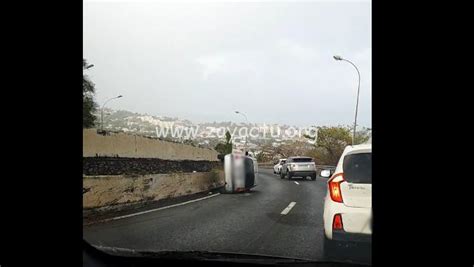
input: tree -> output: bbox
[83,59,98,128]
[255,142,277,162]
[183,139,196,146]
[353,127,371,144]
[214,131,233,155]
[272,140,313,159]
[225,130,232,145]
[304,125,371,165]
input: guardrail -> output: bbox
[315,165,337,170]
[257,163,275,168]
[258,162,336,170]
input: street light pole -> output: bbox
[235,111,249,154]
[333,55,361,145]
[101,95,123,132]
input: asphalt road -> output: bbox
[84,168,370,264]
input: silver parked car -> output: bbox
[280,156,317,180]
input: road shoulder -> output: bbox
[83,186,223,226]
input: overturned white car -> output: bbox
[223,152,258,193]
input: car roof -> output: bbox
[288,156,312,159]
[344,143,372,154]
[334,144,372,171]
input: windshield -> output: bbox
[292,158,313,163]
[343,153,372,184]
[83,1,371,265]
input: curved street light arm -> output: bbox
[101,96,122,132]
[341,58,361,145]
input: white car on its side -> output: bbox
[322,143,372,256]
[273,159,286,174]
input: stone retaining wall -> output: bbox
[83,169,224,210]
[83,157,222,176]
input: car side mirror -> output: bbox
[320,169,331,178]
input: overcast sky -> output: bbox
[84,1,371,128]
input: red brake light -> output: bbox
[328,173,344,203]
[333,213,344,230]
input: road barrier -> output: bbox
[83,129,219,161]
[257,163,275,168]
[258,162,336,170]
[83,169,224,213]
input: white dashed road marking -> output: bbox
[294,181,299,185]
[280,202,297,215]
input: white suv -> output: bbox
[322,144,372,255]
[273,159,286,174]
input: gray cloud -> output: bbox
[84,1,371,127]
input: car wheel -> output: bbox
[311,174,316,181]
[287,170,292,180]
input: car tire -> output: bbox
[311,174,316,181]
[287,170,292,180]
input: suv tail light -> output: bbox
[332,213,344,230]
[328,173,344,203]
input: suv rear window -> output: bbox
[292,158,313,163]
[343,153,371,184]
